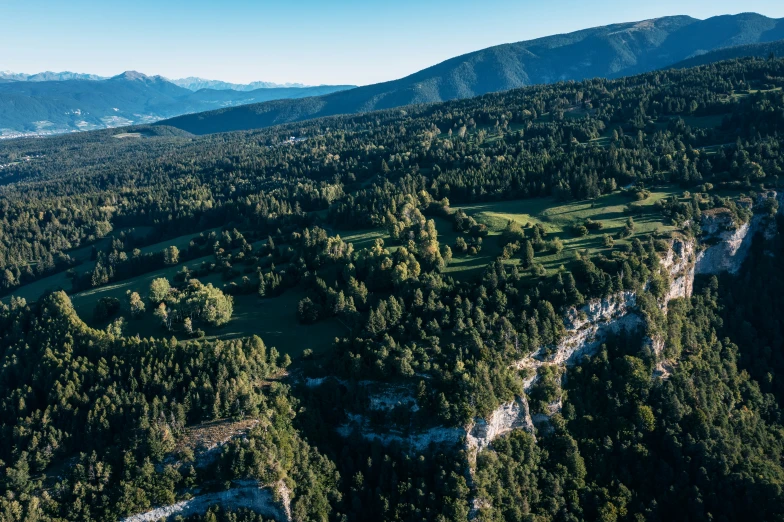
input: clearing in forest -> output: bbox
[440,189,681,277]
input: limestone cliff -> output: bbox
[331,236,699,451]
[516,291,643,390]
[661,237,695,302]
[465,395,535,455]
[334,394,535,455]
[696,190,783,274]
[695,210,752,275]
[120,480,291,522]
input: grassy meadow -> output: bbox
[441,188,681,277]
[6,188,686,356]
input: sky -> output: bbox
[2,0,784,86]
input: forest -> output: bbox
[1,56,784,521]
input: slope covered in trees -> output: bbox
[1,56,784,521]
[670,38,784,69]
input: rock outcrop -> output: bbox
[336,412,464,450]
[466,395,535,455]
[120,480,291,522]
[335,394,535,454]
[661,237,695,302]
[696,191,783,274]
[695,210,753,275]
[331,237,699,451]
[516,291,643,390]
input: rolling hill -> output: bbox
[0,72,353,137]
[159,12,784,135]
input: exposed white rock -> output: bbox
[696,190,783,269]
[643,335,665,356]
[653,359,675,380]
[120,480,290,522]
[661,238,695,302]
[466,396,535,455]
[306,378,420,412]
[368,388,419,412]
[304,376,348,387]
[336,395,535,455]
[305,376,330,387]
[276,480,293,522]
[695,219,752,275]
[517,291,643,390]
[336,412,464,450]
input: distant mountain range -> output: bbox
[0,71,317,90]
[168,77,311,91]
[0,72,354,137]
[159,12,784,135]
[0,71,106,82]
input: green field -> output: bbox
[3,227,217,304]
[5,190,683,354]
[679,114,729,129]
[60,237,344,357]
[321,190,683,280]
[441,189,681,277]
[337,228,389,251]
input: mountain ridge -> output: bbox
[0,71,107,82]
[158,12,784,135]
[169,77,320,91]
[0,70,346,91]
[667,39,784,68]
[0,73,354,137]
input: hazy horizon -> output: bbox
[3,0,784,87]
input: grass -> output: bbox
[75,283,346,358]
[731,87,782,99]
[4,227,219,304]
[441,189,681,278]
[61,237,344,357]
[222,291,347,356]
[337,228,390,251]
[5,190,684,356]
[323,190,682,280]
[679,114,728,129]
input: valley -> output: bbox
[0,72,354,137]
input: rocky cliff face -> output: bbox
[336,412,464,450]
[514,234,701,395]
[696,190,783,274]
[334,394,535,455]
[331,236,700,452]
[517,291,642,390]
[695,211,752,275]
[121,480,291,522]
[466,395,535,455]
[661,237,695,302]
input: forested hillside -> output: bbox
[159,13,784,135]
[1,55,784,521]
[669,39,784,69]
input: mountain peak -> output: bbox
[112,70,150,81]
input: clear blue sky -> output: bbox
[2,0,784,86]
